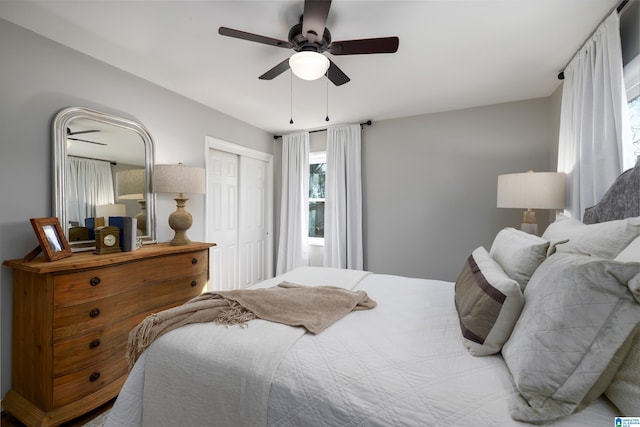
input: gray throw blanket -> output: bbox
[126,281,376,369]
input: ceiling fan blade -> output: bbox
[328,36,399,55]
[326,59,350,86]
[259,58,291,80]
[302,0,331,44]
[218,27,292,49]
[68,137,107,146]
[67,128,100,136]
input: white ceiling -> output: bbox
[0,0,619,135]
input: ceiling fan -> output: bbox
[66,127,106,146]
[218,0,399,86]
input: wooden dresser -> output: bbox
[2,242,215,427]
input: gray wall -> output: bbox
[0,19,273,401]
[362,98,554,281]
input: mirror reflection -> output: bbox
[53,107,156,246]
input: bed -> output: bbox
[106,161,639,427]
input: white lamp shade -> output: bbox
[116,169,146,200]
[289,52,330,80]
[497,171,566,209]
[95,203,126,218]
[155,164,205,195]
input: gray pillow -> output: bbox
[501,253,640,423]
[454,247,524,356]
[489,227,549,290]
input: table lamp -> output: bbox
[154,163,205,245]
[116,169,147,234]
[497,171,566,235]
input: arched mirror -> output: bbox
[53,107,156,247]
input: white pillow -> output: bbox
[615,235,640,263]
[542,215,640,259]
[489,227,549,290]
[454,247,524,356]
[501,253,640,423]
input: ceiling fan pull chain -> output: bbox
[290,70,294,125]
[325,73,330,122]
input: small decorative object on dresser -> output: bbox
[2,242,215,427]
[24,217,72,262]
[94,226,121,255]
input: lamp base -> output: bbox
[520,222,539,235]
[168,197,193,246]
[136,200,147,235]
[520,208,538,235]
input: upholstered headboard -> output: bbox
[583,157,640,224]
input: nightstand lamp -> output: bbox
[154,163,205,246]
[116,169,147,234]
[497,171,566,235]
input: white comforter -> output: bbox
[106,268,617,427]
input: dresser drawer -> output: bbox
[53,250,208,308]
[52,355,129,407]
[53,271,207,340]
[53,313,147,376]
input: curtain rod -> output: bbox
[557,0,629,80]
[69,154,117,166]
[273,120,372,140]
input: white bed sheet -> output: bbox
[106,270,618,427]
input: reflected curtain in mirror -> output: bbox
[66,156,114,226]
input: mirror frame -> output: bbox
[53,106,156,245]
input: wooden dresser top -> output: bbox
[4,242,215,274]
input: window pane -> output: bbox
[309,163,326,199]
[309,201,324,238]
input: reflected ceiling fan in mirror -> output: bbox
[66,127,106,146]
[218,0,399,86]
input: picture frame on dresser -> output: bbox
[27,217,72,262]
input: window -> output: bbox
[309,152,326,243]
[624,54,640,165]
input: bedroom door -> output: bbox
[205,137,273,291]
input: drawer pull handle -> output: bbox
[191,258,198,265]
[89,308,101,318]
[89,339,101,349]
[89,276,101,287]
[89,371,101,382]
[191,280,197,288]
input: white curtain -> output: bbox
[67,157,115,226]
[558,11,632,220]
[323,124,363,270]
[276,132,310,275]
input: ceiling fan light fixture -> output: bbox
[289,51,329,80]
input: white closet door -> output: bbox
[206,138,274,291]
[208,149,239,291]
[239,156,268,287]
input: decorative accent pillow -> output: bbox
[454,247,524,356]
[501,253,640,423]
[489,227,549,290]
[605,329,640,416]
[541,215,640,259]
